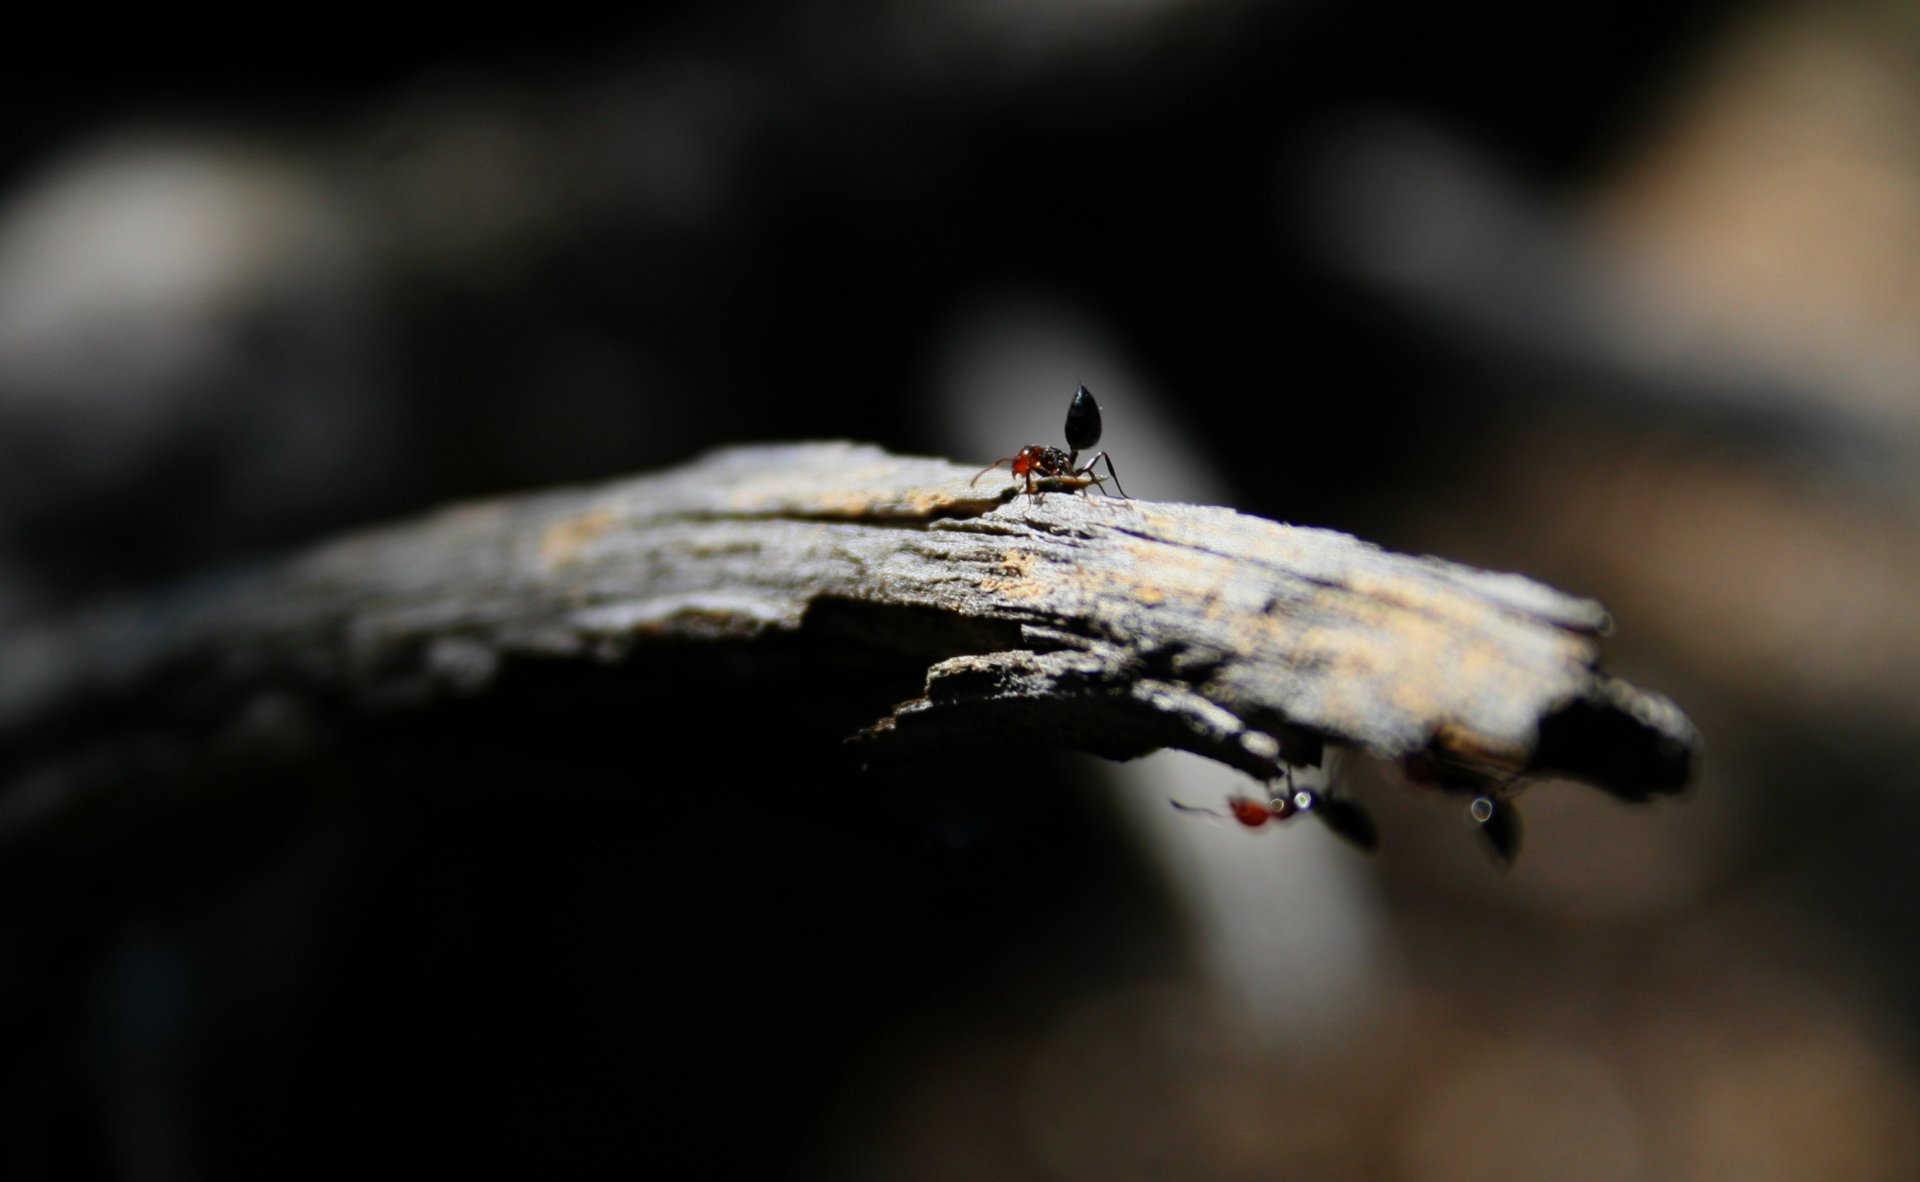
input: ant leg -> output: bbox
[1080,452,1129,498]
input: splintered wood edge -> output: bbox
[0,442,1698,836]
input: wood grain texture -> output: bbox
[0,442,1697,839]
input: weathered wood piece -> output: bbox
[0,442,1696,839]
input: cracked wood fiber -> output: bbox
[0,442,1696,839]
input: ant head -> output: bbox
[1064,384,1103,452]
[1227,796,1274,828]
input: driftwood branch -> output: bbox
[0,442,1697,843]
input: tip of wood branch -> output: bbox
[1532,678,1698,801]
[0,440,1702,863]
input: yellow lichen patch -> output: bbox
[539,506,619,568]
[723,484,971,519]
[980,548,1047,597]
[1121,538,1238,599]
[892,488,966,516]
[980,578,1048,599]
[1381,630,1505,721]
[754,488,872,516]
[1430,721,1530,772]
[1068,556,1191,612]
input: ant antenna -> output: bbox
[1170,800,1227,819]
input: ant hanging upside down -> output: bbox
[972,384,1129,499]
[1172,767,1381,852]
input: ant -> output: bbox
[1171,769,1380,852]
[971,384,1130,499]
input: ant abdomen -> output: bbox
[1064,383,1103,455]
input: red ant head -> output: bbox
[1227,796,1273,828]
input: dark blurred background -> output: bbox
[5,2,1920,1178]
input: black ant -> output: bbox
[971,384,1129,498]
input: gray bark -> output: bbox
[0,442,1698,844]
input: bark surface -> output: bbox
[0,442,1698,843]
